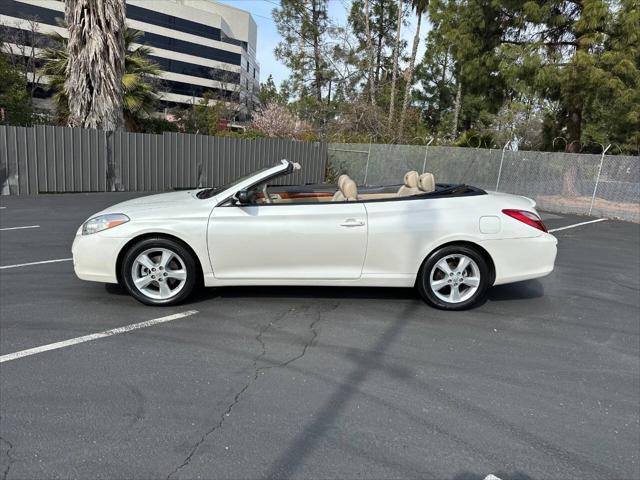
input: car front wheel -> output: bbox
[121,238,198,306]
[417,245,490,310]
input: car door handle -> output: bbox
[340,218,365,227]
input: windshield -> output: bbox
[196,166,273,199]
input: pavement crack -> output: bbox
[166,307,294,480]
[0,435,15,480]
[166,302,339,479]
[260,302,340,372]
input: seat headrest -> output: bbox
[342,179,358,201]
[404,171,419,188]
[419,173,435,192]
[337,174,350,189]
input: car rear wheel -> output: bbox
[417,245,490,310]
[121,238,198,306]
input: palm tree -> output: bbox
[398,0,429,140]
[387,0,404,127]
[41,28,160,130]
[65,0,125,130]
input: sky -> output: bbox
[217,0,427,88]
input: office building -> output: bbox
[0,0,260,120]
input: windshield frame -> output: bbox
[196,166,275,199]
[197,160,292,204]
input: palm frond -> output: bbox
[40,26,161,128]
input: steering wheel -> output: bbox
[262,183,272,204]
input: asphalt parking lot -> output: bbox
[0,193,639,480]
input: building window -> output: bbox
[140,32,242,66]
[151,56,240,84]
[0,1,64,26]
[127,4,246,49]
[161,79,240,101]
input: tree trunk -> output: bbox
[438,47,449,111]
[310,0,323,102]
[375,5,384,83]
[398,12,422,140]
[388,0,403,126]
[363,0,376,104]
[65,0,125,130]
[451,80,461,139]
[562,104,582,196]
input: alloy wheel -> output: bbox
[429,254,481,304]
[131,248,187,300]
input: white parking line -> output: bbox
[0,258,73,270]
[0,310,199,363]
[0,206,6,209]
[0,225,40,231]
[548,218,607,233]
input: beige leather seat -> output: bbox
[342,179,358,201]
[397,171,421,196]
[418,172,435,193]
[332,174,350,201]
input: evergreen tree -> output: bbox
[273,0,332,102]
[258,74,289,105]
[0,54,33,126]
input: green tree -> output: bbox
[414,28,455,136]
[41,28,161,130]
[273,0,332,102]
[348,0,401,102]
[0,54,33,126]
[173,92,227,135]
[258,74,289,105]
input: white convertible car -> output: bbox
[72,160,557,310]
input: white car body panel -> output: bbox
[209,203,368,279]
[72,160,557,290]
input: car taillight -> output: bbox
[502,209,547,232]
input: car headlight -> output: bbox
[82,214,130,235]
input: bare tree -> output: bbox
[387,0,403,126]
[252,103,311,139]
[0,18,47,104]
[398,0,428,139]
[65,0,125,129]
[363,0,376,104]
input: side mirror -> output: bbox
[232,189,255,205]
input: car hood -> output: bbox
[99,190,201,216]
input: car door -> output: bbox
[208,202,368,279]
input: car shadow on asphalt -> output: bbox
[452,472,535,480]
[486,280,544,302]
[104,280,544,305]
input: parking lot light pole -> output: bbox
[495,140,511,192]
[589,143,611,216]
[363,137,372,186]
[422,137,434,174]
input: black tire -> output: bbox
[121,237,198,306]
[416,245,490,310]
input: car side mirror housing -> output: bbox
[232,189,255,205]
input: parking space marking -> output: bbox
[548,218,607,233]
[0,206,6,209]
[0,258,73,270]
[0,310,199,363]
[0,225,40,231]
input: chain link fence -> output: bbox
[328,143,640,223]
